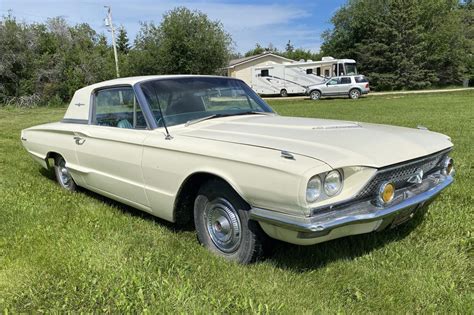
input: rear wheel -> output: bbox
[280,89,288,97]
[54,156,77,191]
[194,179,265,264]
[349,89,361,99]
[310,90,321,100]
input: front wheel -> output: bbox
[194,179,265,264]
[310,90,321,100]
[280,89,288,97]
[349,89,361,99]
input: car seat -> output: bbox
[117,119,133,129]
[166,94,205,115]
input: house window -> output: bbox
[324,69,330,77]
[261,69,269,77]
[316,67,321,76]
[306,69,313,74]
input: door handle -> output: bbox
[74,136,86,145]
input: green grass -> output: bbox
[1,91,473,313]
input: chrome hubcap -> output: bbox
[351,91,359,98]
[58,159,72,188]
[311,92,320,100]
[204,198,242,253]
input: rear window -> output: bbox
[355,76,368,83]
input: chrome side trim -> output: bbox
[249,174,453,236]
[61,118,88,124]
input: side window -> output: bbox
[260,69,269,77]
[94,87,146,129]
[340,77,351,84]
[327,78,339,85]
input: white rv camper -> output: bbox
[298,57,358,78]
[249,57,358,96]
[251,63,324,96]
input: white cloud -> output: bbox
[1,0,324,53]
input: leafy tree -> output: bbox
[0,14,37,101]
[130,7,232,75]
[243,41,321,62]
[282,48,322,62]
[244,43,278,57]
[127,22,163,75]
[244,44,265,57]
[460,0,474,84]
[0,15,116,105]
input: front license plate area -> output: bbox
[390,206,418,228]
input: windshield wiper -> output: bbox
[185,111,272,127]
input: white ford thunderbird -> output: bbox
[21,75,454,263]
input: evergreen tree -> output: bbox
[116,26,130,54]
[321,0,471,90]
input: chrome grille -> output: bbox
[356,150,450,200]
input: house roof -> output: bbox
[227,52,294,68]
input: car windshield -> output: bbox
[345,63,357,75]
[139,77,274,128]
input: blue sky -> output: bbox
[1,0,346,53]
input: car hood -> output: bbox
[179,115,452,168]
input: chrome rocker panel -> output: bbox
[250,173,453,239]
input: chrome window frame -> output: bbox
[89,84,154,130]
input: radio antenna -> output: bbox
[150,86,172,140]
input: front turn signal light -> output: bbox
[377,182,395,206]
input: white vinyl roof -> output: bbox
[63,75,227,121]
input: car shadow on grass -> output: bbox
[264,209,428,272]
[39,167,428,270]
[39,167,192,233]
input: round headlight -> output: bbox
[306,176,322,203]
[324,170,343,196]
[442,157,454,176]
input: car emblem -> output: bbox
[407,168,424,184]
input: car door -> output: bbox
[323,78,340,95]
[74,85,151,209]
[337,76,352,95]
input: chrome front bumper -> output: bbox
[250,173,453,240]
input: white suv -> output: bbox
[306,75,370,100]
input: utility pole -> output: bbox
[104,6,120,78]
